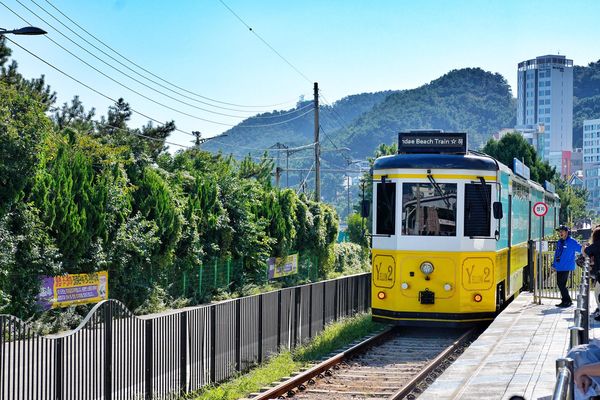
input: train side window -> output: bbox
[376,182,396,235]
[464,183,491,237]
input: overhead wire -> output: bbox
[40,0,299,109]
[17,0,313,119]
[3,2,315,126]
[206,138,316,152]
[218,0,313,85]
[3,37,200,137]
[0,77,193,149]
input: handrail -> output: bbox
[552,259,590,400]
[553,358,574,400]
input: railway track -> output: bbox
[251,327,477,400]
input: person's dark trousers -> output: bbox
[556,270,572,304]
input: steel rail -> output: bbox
[388,328,476,400]
[251,327,395,400]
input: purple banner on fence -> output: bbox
[37,277,55,311]
[36,272,109,309]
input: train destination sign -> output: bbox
[398,131,467,154]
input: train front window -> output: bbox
[376,182,396,235]
[402,183,457,236]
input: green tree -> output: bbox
[31,130,110,268]
[482,132,556,183]
[132,166,183,260]
[0,203,62,317]
[554,179,590,225]
[347,213,369,248]
[0,84,53,216]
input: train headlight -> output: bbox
[474,293,483,302]
[420,262,434,275]
[377,291,386,300]
[444,283,452,292]
[401,282,409,290]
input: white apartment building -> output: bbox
[516,55,574,171]
[583,118,600,212]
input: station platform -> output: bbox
[420,291,600,400]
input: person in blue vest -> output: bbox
[553,225,582,307]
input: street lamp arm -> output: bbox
[0,26,47,36]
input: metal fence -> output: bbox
[552,259,590,400]
[0,273,371,400]
[533,240,583,303]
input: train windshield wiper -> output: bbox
[426,172,451,209]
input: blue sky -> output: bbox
[2,0,599,150]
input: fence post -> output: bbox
[322,280,327,330]
[308,285,313,340]
[354,276,359,313]
[144,319,153,400]
[583,267,590,344]
[575,295,585,345]
[294,287,301,347]
[555,358,574,400]
[54,337,64,400]
[180,312,188,394]
[104,303,113,400]
[235,299,241,371]
[367,274,372,311]
[210,305,216,383]
[527,240,535,291]
[258,294,263,363]
[569,326,582,350]
[334,279,339,321]
[277,291,282,350]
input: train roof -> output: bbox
[373,152,498,171]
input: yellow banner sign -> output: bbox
[38,271,108,309]
[267,254,298,279]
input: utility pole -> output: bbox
[314,82,320,201]
[347,174,351,221]
[275,167,282,187]
[192,131,202,148]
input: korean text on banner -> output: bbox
[37,271,109,309]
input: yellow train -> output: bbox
[370,131,559,327]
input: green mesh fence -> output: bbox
[177,252,321,301]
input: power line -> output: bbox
[15,0,315,120]
[40,0,299,109]
[5,36,196,137]
[218,0,313,85]
[207,138,316,152]
[4,35,316,132]
[320,92,353,131]
[3,3,315,127]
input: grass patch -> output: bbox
[189,312,384,400]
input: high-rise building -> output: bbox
[516,55,573,172]
[583,118,600,212]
